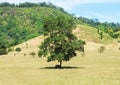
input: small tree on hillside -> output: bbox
[99,32,103,39]
[38,14,86,68]
[0,41,8,55]
[15,47,21,52]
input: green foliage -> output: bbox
[0,39,8,55]
[0,2,69,49]
[118,40,120,43]
[0,2,15,7]
[99,32,103,39]
[0,48,8,55]
[15,47,21,52]
[8,47,14,52]
[38,14,86,67]
[98,46,105,53]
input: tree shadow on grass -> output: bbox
[40,66,84,69]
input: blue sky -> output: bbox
[0,0,120,23]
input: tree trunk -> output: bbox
[55,61,62,68]
[60,61,62,68]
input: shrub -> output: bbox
[24,53,27,56]
[29,52,36,57]
[117,40,120,43]
[119,47,120,50]
[15,47,21,52]
[0,48,8,55]
[98,46,105,53]
[99,32,103,39]
[8,47,14,52]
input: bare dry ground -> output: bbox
[0,26,120,85]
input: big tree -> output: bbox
[38,14,86,68]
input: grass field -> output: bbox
[0,26,120,85]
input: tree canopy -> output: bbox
[38,14,86,68]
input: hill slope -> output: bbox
[0,2,120,49]
[73,25,114,44]
[0,3,71,47]
[4,25,119,57]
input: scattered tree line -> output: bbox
[0,2,67,13]
[76,17,120,38]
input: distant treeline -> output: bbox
[0,2,57,7]
[0,2,67,13]
[76,17,120,38]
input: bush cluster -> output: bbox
[0,48,8,55]
[15,47,21,52]
[29,52,36,57]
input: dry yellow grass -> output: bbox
[73,25,114,44]
[0,26,120,85]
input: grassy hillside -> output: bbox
[0,2,119,49]
[73,25,114,44]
